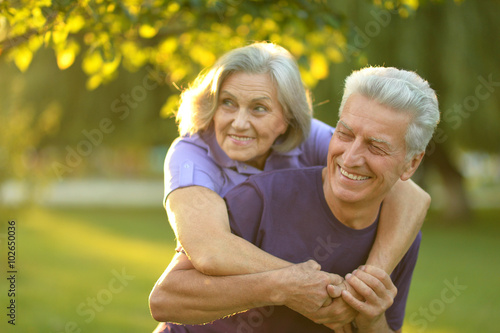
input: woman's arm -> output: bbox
[149,252,280,324]
[149,252,342,324]
[166,186,291,275]
[366,179,430,274]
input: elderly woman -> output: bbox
[151,42,430,328]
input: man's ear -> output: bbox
[401,152,425,181]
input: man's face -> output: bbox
[325,93,422,205]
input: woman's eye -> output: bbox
[222,99,234,106]
[254,106,268,113]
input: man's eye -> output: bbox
[370,145,386,155]
[222,99,234,106]
[337,131,351,140]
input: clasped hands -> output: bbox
[279,260,397,332]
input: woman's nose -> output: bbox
[232,109,251,130]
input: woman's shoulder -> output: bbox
[165,133,219,170]
[167,132,212,156]
[299,118,335,149]
[310,118,335,135]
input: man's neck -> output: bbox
[330,198,382,230]
[322,168,383,230]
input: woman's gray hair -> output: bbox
[175,42,313,152]
[339,66,440,160]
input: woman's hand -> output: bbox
[277,260,344,313]
[297,277,359,330]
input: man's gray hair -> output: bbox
[176,42,312,152]
[339,66,440,159]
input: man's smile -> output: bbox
[339,166,370,181]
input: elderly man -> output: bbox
[150,66,440,332]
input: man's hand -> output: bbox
[341,265,397,331]
[301,278,360,331]
[276,260,343,314]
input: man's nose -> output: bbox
[343,140,365,167]
[232,109,251,130]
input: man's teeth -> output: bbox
[340,168,369,180]
[229,135,253,141]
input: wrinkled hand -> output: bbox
[302,278,361,331]
[279,260,343,314]
[341,265,397,330]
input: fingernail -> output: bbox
[359,265,366,271]
[346,273,352,280]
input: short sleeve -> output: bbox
[163,137,223,205]
[225,180,265,245]
[301,119,335,166]
[385,232,422,331]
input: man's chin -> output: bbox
[333,188,365,204]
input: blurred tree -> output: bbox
[312,0,500,221]
[0,0,419,185]
[0,0,425,94]
[370,0,500,221]
[3,0,497,222]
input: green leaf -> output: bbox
[12,45,33,72]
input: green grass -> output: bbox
[0,205,175,333]
[403,209,500,333]
[1,206,499,332]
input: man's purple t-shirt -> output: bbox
[163,118,335,203]
[159,167,421,332]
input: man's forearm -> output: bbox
[366,179,430,273]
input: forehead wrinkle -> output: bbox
[220,88,272,101]
[251,96,271,102]
[220,90,236,98]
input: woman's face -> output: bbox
[213,72,288,169]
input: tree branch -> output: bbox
[0,8,59,55]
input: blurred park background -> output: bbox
[0,0,499,332]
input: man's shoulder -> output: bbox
[232,166,324,202]
[248,166,323,186]
[224,166,323,202]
